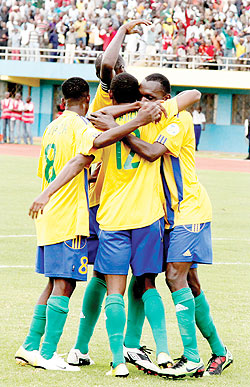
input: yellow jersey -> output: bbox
[94,98,178,231]
[36,110,98,246]
[88,83,112,208]
[156,111,212,228]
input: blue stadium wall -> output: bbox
[1,60,248,154]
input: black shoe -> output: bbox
[245,155,250,160]
[204,348,233,376]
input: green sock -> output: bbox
[74,277,107,354]
[105,294,126,368]
[23,304,47,351]
[142,288,169,356]
[172,288,200,363]
[195,291,226,356]
[124,276,145,349]
[40,295,69,360]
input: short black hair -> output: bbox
[62,77,89,101]
[110,73,140,104]
[145,73,171,95]
[95,54,125,79]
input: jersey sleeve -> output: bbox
[155,117,185,158]
[76,126,103,162]
[88,83,112,114]
[162,97,178,120]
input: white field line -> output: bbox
[0,235,250,242]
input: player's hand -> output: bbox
[137,102,162,125]
[139,100,167,122]
[29,192,50,219]
[89,111,117,131]
[121,19,152,35]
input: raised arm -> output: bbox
[29,154,94,219]
[176,90,201,112]
[100,19,151,85]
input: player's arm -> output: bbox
[123,135,168,162]
[29,154,94,219]
[89,101,167,127]
[93,103,162,148]
[100,19,151,85]
[176,90,201,111]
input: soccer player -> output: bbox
[88,73,201,377]
[120,73,233,378]
[15,76,162,371]
[67,19,158,371]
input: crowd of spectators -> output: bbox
[0,0,250,69]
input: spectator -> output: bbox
[22,96,34,145]
[222,26,236,64]
[10,27,21,60]
[65,25,77,63]
[20,23,30,61]
[244,115,250,160]
[99,25,117,50]
[0,6,10,24]
[74,15,87,46]
[1,91,12,143]
[0,21,8,59]
[29,24,40,61]
[192,106,206,151]
[235,36,246,69]
[9,93,24,144]
[49,27,59,62]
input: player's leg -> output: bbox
[105,273,129,377]
[161,225,205,378]
[124,275,145,350]
[39,277,75,360]
[36,237,88,371]
[68,205,107,365]
[15,278,53,366]
[68,270,106,365]
[188,268,233,375]
[94,229,131,377]
[125,218,169,374]
[139,274,173,369]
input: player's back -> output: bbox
[97,98,179,231]
[161,111,212,228]
[36,110,91,246]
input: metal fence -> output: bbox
[0,46,250,71]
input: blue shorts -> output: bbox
[36,236,88,281]
[164,222,213,267]
[94,218,165,276]
[87,205,100,265]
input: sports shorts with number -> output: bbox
[35,111,101,279]
[36,237,88,281]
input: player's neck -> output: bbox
[67,105,85,117]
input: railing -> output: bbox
[0,46,249,71]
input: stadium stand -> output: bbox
[0,0,250,70]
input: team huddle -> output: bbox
[15,20,233,380]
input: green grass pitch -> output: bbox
[0,154,250,386]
